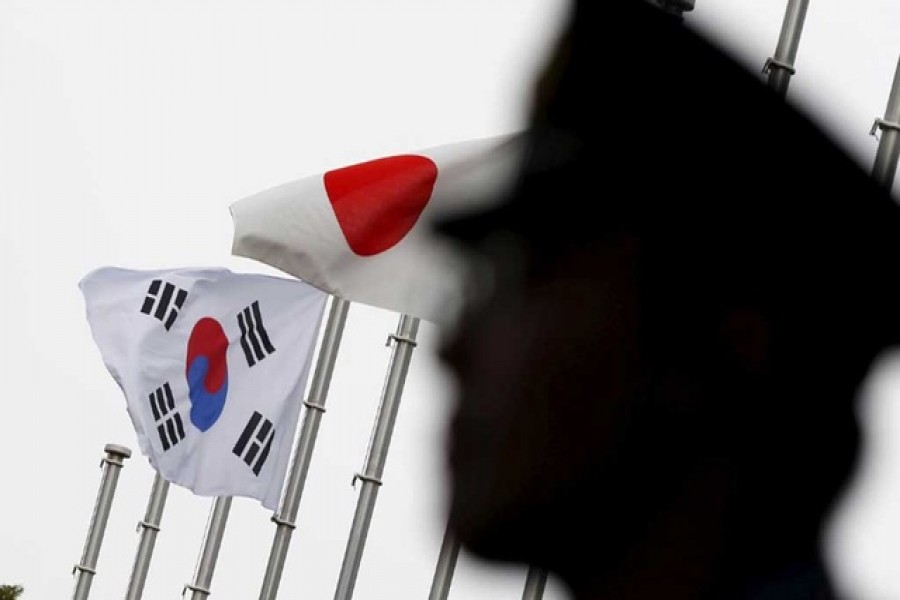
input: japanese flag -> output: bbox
[230,134,523,323]
[79,267,326,510]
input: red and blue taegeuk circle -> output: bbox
[185,318,229,432]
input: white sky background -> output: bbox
[1,1,900,599]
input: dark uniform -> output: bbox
[437,2,900,598]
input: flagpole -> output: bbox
[125,473,169,600]
[184,497,232,600]
[427,523,461,600]
[870,57,900,190]
[334,314,420,600]
[258,296,351,600]
[763,0,811,97]
[522,567,548,600]
[72,443,132,600]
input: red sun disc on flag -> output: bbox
[324,154,438,256]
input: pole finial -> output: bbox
[104,444,132,460]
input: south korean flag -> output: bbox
[80,267,327,509]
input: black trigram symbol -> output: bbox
[140,280,188,331]
[237,301,275,367]
[149,382,185,451]
[232,411,274,476]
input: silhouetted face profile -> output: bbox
[437,2,900,598]
[442,233,652,577]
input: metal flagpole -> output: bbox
[72,443,132,600]
[184,496,232,600]
[258,296,351,600]
[522,567,548,600]
[427,523,461,600]
[870,57,900,190]
[763,0,811,97]
[333,314,420,600]
[125,473,169,600]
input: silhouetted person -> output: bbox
[437,2,900,598]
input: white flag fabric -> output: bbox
[230,133,523,323]
[79,267,327,510]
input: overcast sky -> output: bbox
[2,1,900,599]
